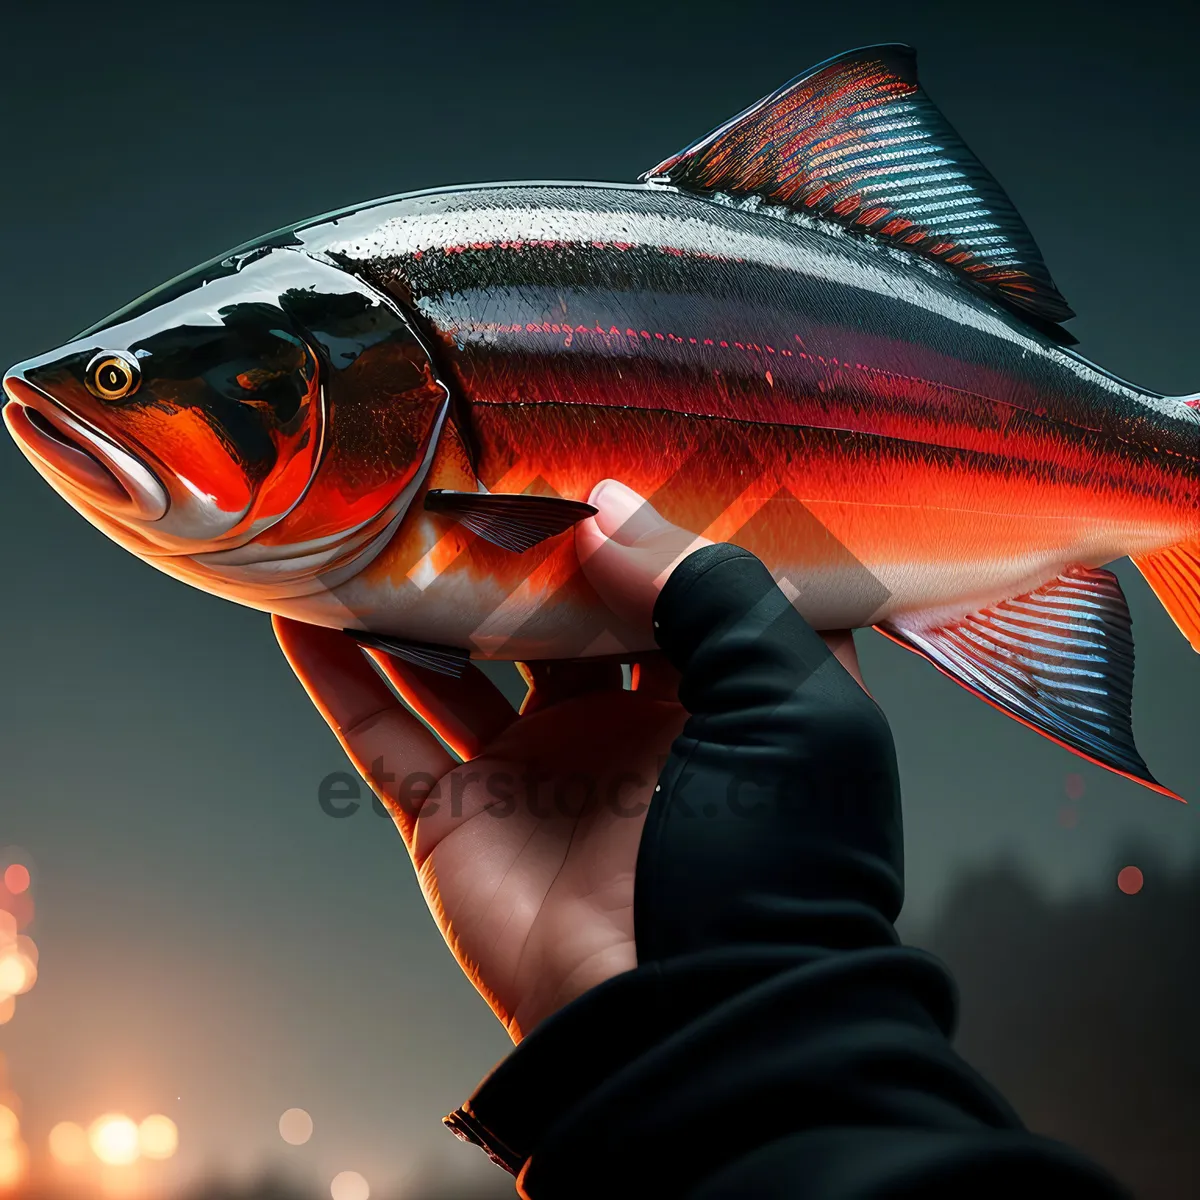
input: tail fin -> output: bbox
[1131,392,1200,648]
[1132,539,1200,652]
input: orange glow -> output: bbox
[0,952,35,998]
[1,867,28,897]
[0,1139,27,1189]
[330,1170,370,1200]
[89,1115,140,1166]
[0,864,31,1193]
[279,1107,313,1146]
[98,1163,143,1197]
[48,1121,89,1166]
[138,1114,178,1160]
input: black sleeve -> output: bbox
[443,543,1132,1199]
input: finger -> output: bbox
[575,513,652,627]
[576,479,713,632]
[514,657,626,716]
[273,616,454,846]
[820,629,868,693]
[366,651,518,760]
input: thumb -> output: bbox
[575,480,713,632]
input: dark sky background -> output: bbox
[3,0,1200,1196]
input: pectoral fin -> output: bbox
[424,489,597,553]
[346,631,470,678]
[875,566,1180,801]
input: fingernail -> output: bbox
[590,480,670,545]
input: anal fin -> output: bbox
[424,489,597,553]
[347,631,470,678]
[875,566,1181,801]
[1132,538,1200,653]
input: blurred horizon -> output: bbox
[6,841,1200,1196]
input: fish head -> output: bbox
[3,246,450,601]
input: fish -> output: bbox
[5,42,1199,800]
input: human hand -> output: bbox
[274,480,863,1042]
[574,479,865,689]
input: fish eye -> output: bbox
[85,351,141,402]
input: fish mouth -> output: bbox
[2,376,169,521]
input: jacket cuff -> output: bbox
[443,1103,524,1176]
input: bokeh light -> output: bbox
[331,1170,370,1200]
[89,1114,140,1166]
[0,851,33,1192]
[1,867,28,897]
[138,1114,178,1160]
[0,869,33,933]
[1064,773,1086,802]
[48,1121,89,1166]
[0,952,35,998]
[0,1140,27,1189]
[0,1103,27,1190]
[1118,865,1144,895]
[279,1107,313,1146]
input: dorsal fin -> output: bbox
[641,44,1075,329]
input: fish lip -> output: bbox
[2,375,170,522]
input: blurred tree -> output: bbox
[918,845,1200,1200]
